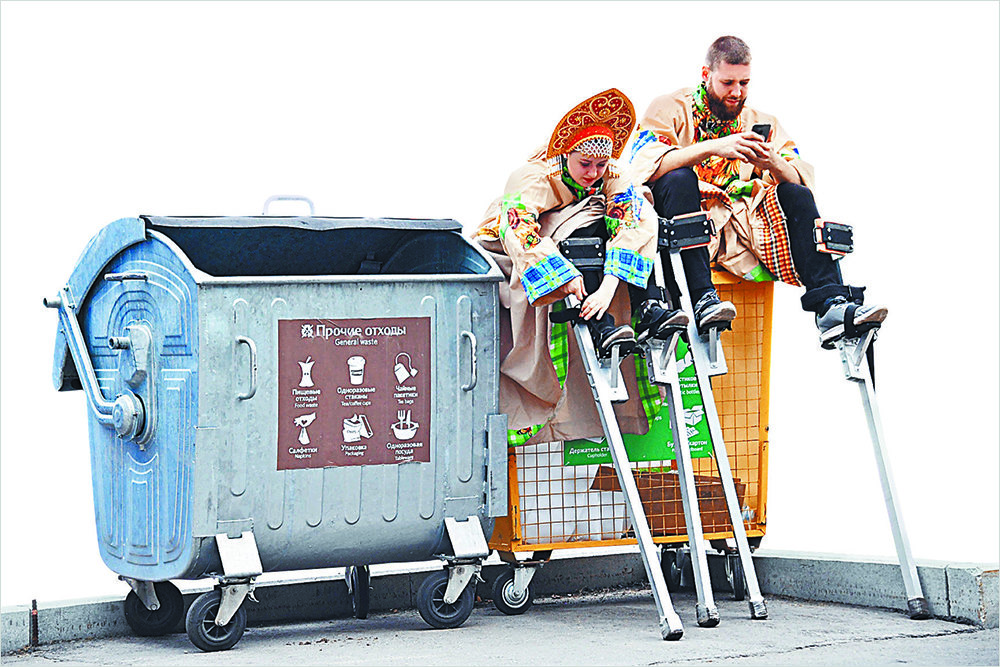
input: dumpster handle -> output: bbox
[236,336,257,400]
[46,289,116,425]
[460,331,477,391]
[262,195,315,216]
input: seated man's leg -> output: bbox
[650,167,735,329]
[777,182,887,343]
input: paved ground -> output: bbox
[4,586,997,666]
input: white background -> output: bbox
[2,1,997,607]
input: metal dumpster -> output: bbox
[45,215,508,651]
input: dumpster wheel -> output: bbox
[492,569,534,615]
[185,590,247,652]
[347,565,370,619]
[661,550,682,593]
[123,581,184,636]
[416,570,475,629]
[727,553,747,601]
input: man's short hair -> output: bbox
[706,36,751,70]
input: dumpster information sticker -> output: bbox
[277,317,431,470]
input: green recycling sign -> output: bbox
[563,339,714,466]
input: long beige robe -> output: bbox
[631,88,816,283]
[474,148,658,443]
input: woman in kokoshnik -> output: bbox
[474,88,687,447]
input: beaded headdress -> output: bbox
[546,88,636,160]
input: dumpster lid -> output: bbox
[52,215,498,391]
[141,216,489,278]
[142,216,463,232]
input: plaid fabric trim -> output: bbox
[507,303,571,447]
[549,302,570,387]
[631,311,664,427]
[604,247,653,288]
[520,253,581,304]
[756,185,803,286]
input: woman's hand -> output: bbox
[580,275,620,321]
[535,275,586,307]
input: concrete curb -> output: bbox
[3,550,996,654]
[752,550,999,629]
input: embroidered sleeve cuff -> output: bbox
[604,247,653,288]
[521,253,582,304]
[604,185,643,238]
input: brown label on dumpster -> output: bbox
[277,317,431,470]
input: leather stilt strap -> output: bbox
[843,304,859,338]
[549,307,582,324]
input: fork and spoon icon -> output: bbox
[392,410,418,440]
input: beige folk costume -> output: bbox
[628,85,814,285]
[474,89,658,446]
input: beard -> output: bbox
[705,85,745,121]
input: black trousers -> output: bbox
[649,168,855,313]
[569,222,618,331]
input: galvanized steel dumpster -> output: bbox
[45,215,508,651]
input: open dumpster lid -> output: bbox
[143,216,463,232]
[142,216,487,278]
[52,215,499,391]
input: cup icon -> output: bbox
[393,352,418,385]
[347,355,366,385]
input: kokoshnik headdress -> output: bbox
[546,88,636,160]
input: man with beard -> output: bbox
[628,35,886,346]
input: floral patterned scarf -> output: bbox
[690,83,752,200]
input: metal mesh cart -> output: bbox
[488,271,771,606]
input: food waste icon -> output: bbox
[298,356,316,387]
[294,413,317,444]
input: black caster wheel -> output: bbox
[184,590,247,652]
[677,549,694,590]
[347,565,371,619]
[729,553,747,601]
[123,581,184,636]
[661,550,682,593]
[416,570,475,629]
[492,569,534,615]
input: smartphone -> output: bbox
[751,123,771,140]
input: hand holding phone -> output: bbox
[751,123,772,141]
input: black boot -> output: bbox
[634,299,689,343]
[693,289,736,331]
[587,317,636,359]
